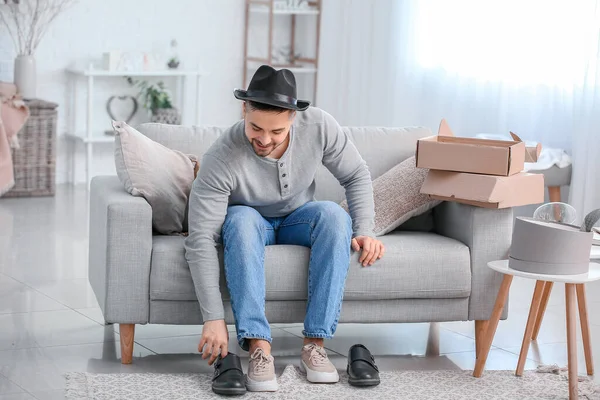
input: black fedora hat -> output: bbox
[234,65,310,111]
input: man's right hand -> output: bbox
[198,319,229,365]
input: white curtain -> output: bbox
[317,0,600,221]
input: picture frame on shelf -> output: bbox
[102,51,163,72]
[104,95,139,136]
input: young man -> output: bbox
[184,65,384,394]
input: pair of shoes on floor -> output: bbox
[247,343,341,386]
[347,344,380,387]
[211,349,279,395]
[212,344,342,395]
[246,343,341,387]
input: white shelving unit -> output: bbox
[244,64,318,75]
[243,0,322,101]
[65,66,203,187]
[249,4,320,15]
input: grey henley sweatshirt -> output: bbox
[184,107,375,322]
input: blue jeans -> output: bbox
[222,201,352,351]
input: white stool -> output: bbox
[529,164,572,203]
[474,260,600,400]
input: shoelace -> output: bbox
[305,343,328,366]
[250,348,271,374]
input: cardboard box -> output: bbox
[416,119,528,176]
[420,170,545,209]
[510,132,542,163]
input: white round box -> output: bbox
[509,217,593,275]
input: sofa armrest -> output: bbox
[89,176,152,324]
[433,202,513,321]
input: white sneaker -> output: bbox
[245,348,278,392]
[299,343,339,383]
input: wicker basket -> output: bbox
[150,107,181,125]
[4,99,57,197]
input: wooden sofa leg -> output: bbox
[119,324,135,364]
[475,320,489,359]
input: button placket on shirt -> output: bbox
[279,161,290,197]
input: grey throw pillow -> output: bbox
[112,121,197,235]
[340,156,441,236]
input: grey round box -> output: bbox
[509,217,593,275]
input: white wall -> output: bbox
[1,0,249,184]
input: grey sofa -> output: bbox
[89,122,513,364]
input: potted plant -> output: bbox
[126,77,181,125]
[0,0,76,99]
[167,39,180,69]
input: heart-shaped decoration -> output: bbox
[106,95,138,124]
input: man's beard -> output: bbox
[252,138,286,157]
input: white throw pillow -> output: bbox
[340,156,441,236]
[112,120,196,234]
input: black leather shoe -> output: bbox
[347,344,380,387]
[212,352,246,396]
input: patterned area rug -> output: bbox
[65,365,600,399]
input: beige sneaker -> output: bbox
[245,348,278,392]
[300,343,339,383]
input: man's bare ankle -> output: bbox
[249,339,271,355]
[303,337,324,347]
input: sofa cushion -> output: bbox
[340,156,441,236]
[113,121,196,234]
[150,231,471,302]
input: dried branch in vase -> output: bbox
[0,0,76,56]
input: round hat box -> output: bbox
[509,217,593,275]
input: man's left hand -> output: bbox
[351,236,385,267]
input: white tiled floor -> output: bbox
[0,185,599,399]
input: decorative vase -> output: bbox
[14,55,36,99]
[151,108,181,125]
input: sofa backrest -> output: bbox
[137,122,432,203]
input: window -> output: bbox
[412,0,596,87]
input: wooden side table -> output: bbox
[531,247,600,349]
[474,260,600,400]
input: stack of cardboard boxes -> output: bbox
[417,119,545,208]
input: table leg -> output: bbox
[548,186,561,203]
[576,284,594,375]
[473,274,513,378]
[532,281,554,340]
[548,187,562,220]
[516,280,546,376]
[566,283,578,400]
